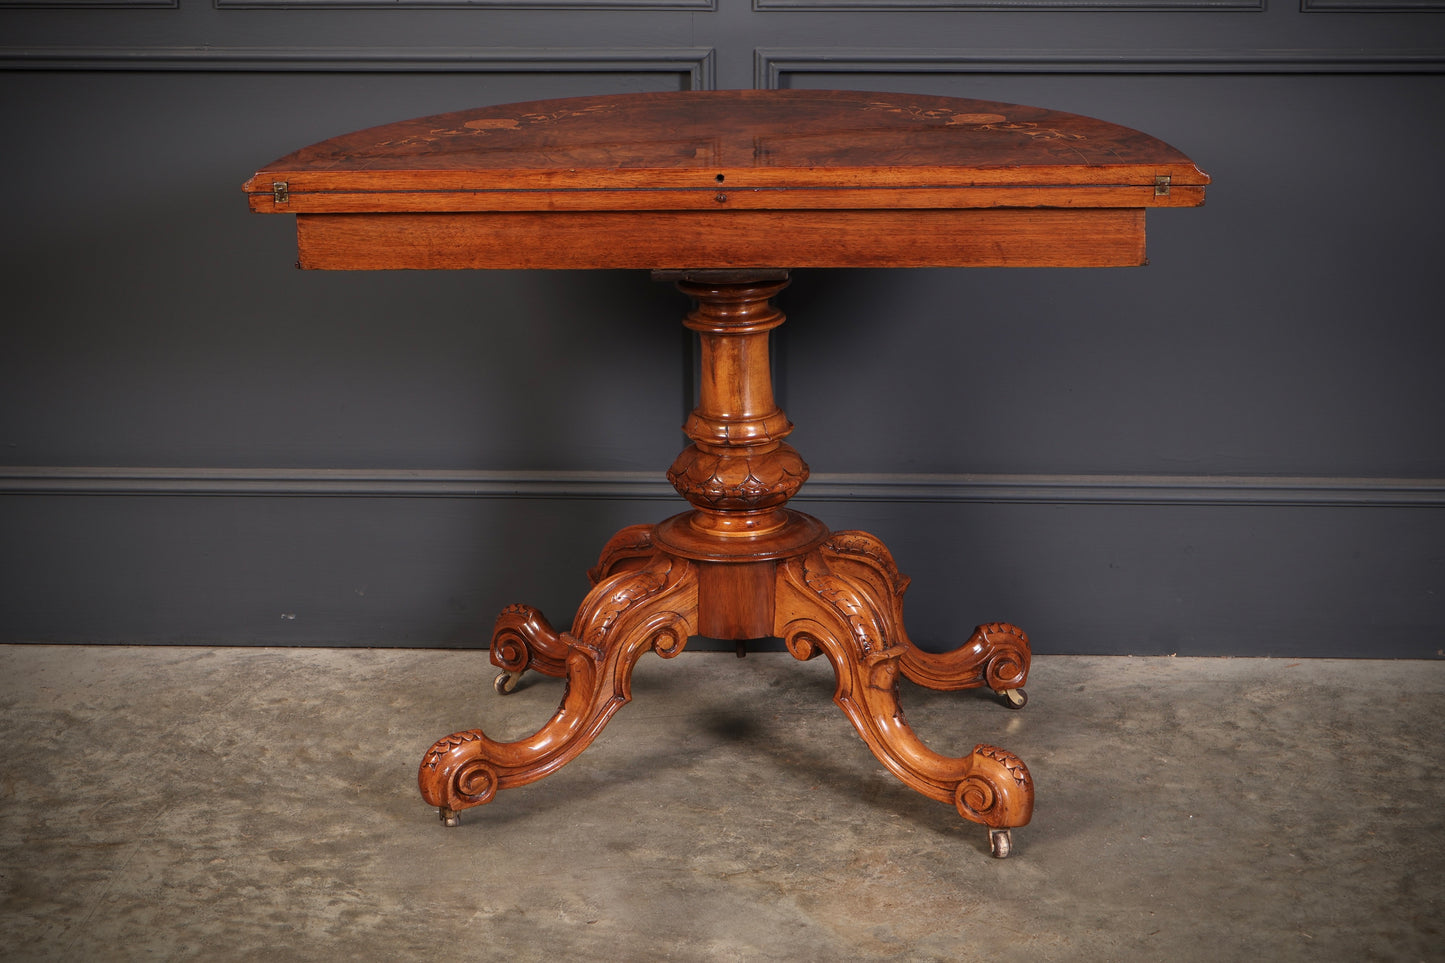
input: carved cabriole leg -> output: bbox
[418,552,698,820]
[823,530,1031,704]
[775,551,1034,847]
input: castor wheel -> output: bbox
[988,828,1013,858]
[1000,688,1027,710]
[493,670,521,695]
[439,807,462,827]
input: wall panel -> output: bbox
[1,0,1442,656]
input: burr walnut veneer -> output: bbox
[245,89,1208,857]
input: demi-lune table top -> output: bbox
[244,89,1208,271]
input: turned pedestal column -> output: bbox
[653,271,827,639]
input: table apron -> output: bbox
[293,208,1148,270]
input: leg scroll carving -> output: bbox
[491,604,572,682]
[418,552,698,820]
[823,530,1031,702]
[586,523,656,585]
[955,744,1034,830]
[902,622,1032,702]
[776,552,1034,846]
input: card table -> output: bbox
[245,88,1208,857]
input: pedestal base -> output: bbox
[418,270,1033,856]
[418,518,1034,856]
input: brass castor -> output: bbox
[1001,688,1027,710]
[989,828,1014,858]
[493,671,521,695]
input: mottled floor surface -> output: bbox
[0,645,1440,961]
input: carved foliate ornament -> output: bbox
[667,442,809,511]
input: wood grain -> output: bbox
[244,88,1208,205]
[295,208,1148,270]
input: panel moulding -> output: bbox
[756,0,1257,10]
[215,0,712,8]
[5,467,1444,508]
[1302,0,1445,9]
[0,0,175,7]
[754,47,1445,87]
[0,46,717,89]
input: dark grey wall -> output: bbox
[2,2,1442,657]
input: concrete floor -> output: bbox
[0,645,1440,961]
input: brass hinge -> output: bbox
[272,181,289,204]
[1154,175,1171,197]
